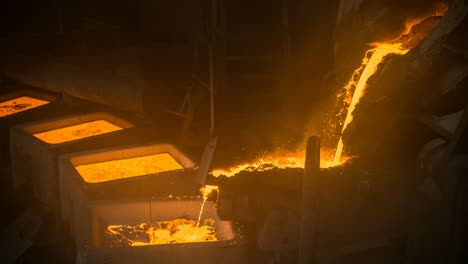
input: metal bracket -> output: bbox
[195,136,218,186]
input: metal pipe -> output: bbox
[299,136,321,264]
[209,44,215,135]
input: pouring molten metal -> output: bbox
[333,5,448,164]
[211,2,448,177]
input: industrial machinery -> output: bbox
[0,1,467,264]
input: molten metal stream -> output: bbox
[195,185,218,238]
[332,44,409,165]
[211,4,448,177]
[197,185,218,227]
[332,7,448,165]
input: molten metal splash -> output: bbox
[211,148,350,178]
[105,186,219,247]
[33,120,123,144]
[75,153,183,183]
[0,96,50,118]
[106,218,217,247]
[332,5,448,165]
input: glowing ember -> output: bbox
[211,148,350,178]
[332,5,448,165]
[105,218,217,247]
[0,96,50,118]
[75,153,184,183]
[33,120,123,144]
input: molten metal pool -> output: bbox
[75,153,183,183]
[102,187,224,247]
[10,112,133,207]
[0,96,50,118]
[106,218,217,247]
[33,119,123,144]
[73,199,246,264]
[59,143,197,230]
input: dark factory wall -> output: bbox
[0,0,342,155]
[2,0,463,159]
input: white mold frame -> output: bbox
[0,88,60,187]
[10,112,134,208]
[58,143,197,226]
[74,198,246,264]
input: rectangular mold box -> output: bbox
[59,143,197,226]
[10,112,134,209]
[74,198,246,264]
[0,87,61,190]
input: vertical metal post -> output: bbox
[209,46,215,135]
[281,0,291,60]
[299,136,321,264]
[209,0,217,135]
[195,136,218,186]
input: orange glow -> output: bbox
[401,2,448,35]
[200,185,219,200]
[208,3,448,178]
[106,186,219,247]
[333,43,409,164]
[0,96,50,118]
[197,185,219,227]
[106,218,217,247]
[211,148,350,178]
[75,153,183,183]
[332,5,448,165]
[33,120,123,144]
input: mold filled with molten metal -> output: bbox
[0,96,50,118]
[106,218,218,247]
[33,120,123,144]
[105,186,220,247]
[75,153,183,183]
